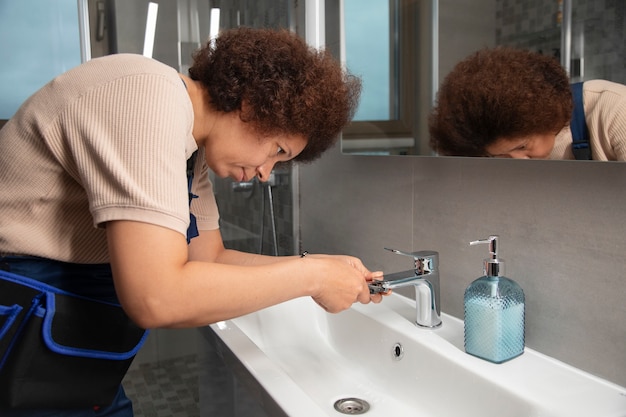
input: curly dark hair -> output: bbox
[188,27,361,163]
[428,47,573,157]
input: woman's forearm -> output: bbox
[108,221,377,329]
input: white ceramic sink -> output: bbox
[210,294,626,417]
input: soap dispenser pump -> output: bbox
[464,235,525,363]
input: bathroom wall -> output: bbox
[299,149,626,387]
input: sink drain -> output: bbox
[333,398,370,414]
[392,342,404,360]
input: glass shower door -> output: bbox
[568,0,625,83]
[496,0,626,83]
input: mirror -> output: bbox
[338,0,626,161]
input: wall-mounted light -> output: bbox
[143,2,159,58]
[209,8,220,48]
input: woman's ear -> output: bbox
[239,99,253,123]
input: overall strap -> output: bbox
[186,151,199,243]
[182,78,199,243]
[570,82,592,160]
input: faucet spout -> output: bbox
[371,249,442,328]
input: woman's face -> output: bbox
[484,133,556,159]
[203,111,307,182]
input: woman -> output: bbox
[0,27,383,415]
[429,47,626,161]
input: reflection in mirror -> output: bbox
[340,0,430,156]
[340,0,626,162]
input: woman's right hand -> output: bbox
[304,256,378,313]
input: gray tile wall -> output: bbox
[299,147,626,388]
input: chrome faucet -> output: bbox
[369,248,442,328]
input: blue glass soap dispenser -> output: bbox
[464,235,525,363]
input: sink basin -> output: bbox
[209,294,626,417]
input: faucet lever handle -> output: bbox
[384,247,415,258]
[384,247,438,275]
[384,248,438,259]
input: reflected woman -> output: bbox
[428,47,626,161]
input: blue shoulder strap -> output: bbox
[570,82,592,160]
[186,151,199,243]
[182,78,199,243]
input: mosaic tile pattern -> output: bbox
[496,0,626,83]
[123,354,200,417]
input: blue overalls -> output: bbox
[0,152,200,416]
[0,259,134,417]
